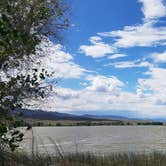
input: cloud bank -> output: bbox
[26,0,166,118]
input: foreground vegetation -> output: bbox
[1,148,166,166]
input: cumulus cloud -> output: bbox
[79,0,166,62]
[79,36,115,58]
[97,0,166,48]
[99,22,166,48]
[86,75,124,93]
[138,67,166,94]
[78,0,166,66]
[53,87,79,100]
[28,77,166,118]
[26,1,166,118]
[137,67,166,110]
[0,38,86,80]
[34,38,86,78]
[139,0,166,20]
[27,75,125,112]
[152,50,166,63]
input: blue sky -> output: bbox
[31,0,166,118]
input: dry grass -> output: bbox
[1,148,166,166]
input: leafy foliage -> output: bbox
[0,125,24,151]
[0,0,69,68]
[0,69,51,114]
[0,0,68,113]
[0,0,69,151]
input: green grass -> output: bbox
[1,148,166,166]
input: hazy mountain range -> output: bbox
[13,109,166,122]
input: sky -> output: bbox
[30,0,166,119]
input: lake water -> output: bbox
[21,126,166,154]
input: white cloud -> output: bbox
[54,87,79,100]
[108,54,127,59]
[139,0,166,20]
[86,75,124,93]
[25,1,166,118]
[137,67,166,112]
[138,67,166,94]
[99,22,166,48]
[152,50,166,63]
[89,36,103,43]
[0,38,86,80]
[108,60,152,68]
[79,36,115,58]
[28,79,166,118]
[96,0,166,48]
[34,39,86,78]
[79,0,166,60]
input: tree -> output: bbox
[0,0,69,67]
[0,0,69,150]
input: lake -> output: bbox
[21,126,166,154]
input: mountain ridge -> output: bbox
[13,109,165,122]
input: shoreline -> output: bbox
[15,118,165,127]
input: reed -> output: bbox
[1,147,166,166]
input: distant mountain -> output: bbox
[83,114,166,122]
[82,114,132,120]
[13,109,94,121]
[13,109,165,123]
[14,109,134,121]
[70,111,166,122]
[151,118,166,122]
